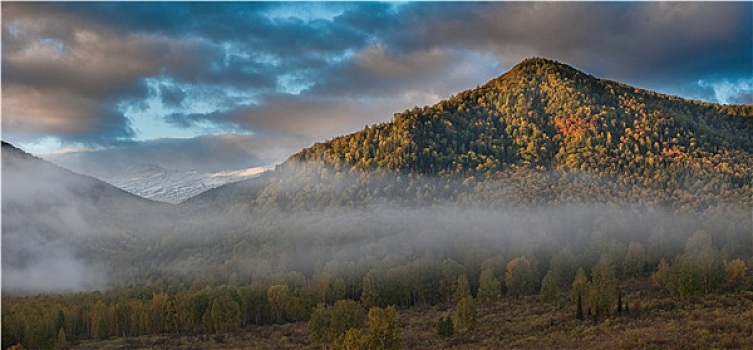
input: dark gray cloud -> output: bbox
[165,95,390,139]
[374,2,751,91]
[3,2,750,172]
[159,84,187,108]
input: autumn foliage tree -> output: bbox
[366,306,402,350]
[310,300,365,345]
[724,258,749,291]
[506,256,534,298]
[589,256,616,319]
[453,296,477,333]
[477,268,502,302]
[540,271,558,305]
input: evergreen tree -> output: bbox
[616,292,623,315]
[436,315,455,337]
[444,316,454,337]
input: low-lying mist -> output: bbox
[159,201,750,287]
[2,234,108,293]
[2,145,168,293]
[3,157,751,294]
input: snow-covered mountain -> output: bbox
[51,161,272,204]
[104,165,272,203]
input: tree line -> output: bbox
[4,222,750,349]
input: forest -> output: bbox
[3,58,752,349]
[3,202,751,349]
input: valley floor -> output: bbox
[71,280,753,350]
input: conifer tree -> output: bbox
[576,293,584,321]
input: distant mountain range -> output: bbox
[52,160,272,203]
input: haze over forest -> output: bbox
[2,2,752,350]
[4,56,751,291]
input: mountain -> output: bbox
[2,141,162,212]
[55,161,272,204]
[280,58,751,206]
[1,141,169,292]
[45,153,273,204]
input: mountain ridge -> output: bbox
[287,57,752,193]
[2,141,161,206]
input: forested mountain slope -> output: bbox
[2,142,170,292]
[2,141,161,210]
[284,58,751,206]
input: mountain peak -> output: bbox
[2,140,18,150]
[513,57,565,69]
[500,57,585,82]
[290,58,752,191]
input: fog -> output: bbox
[148,161,751,288]
[2,144,164,293]
[2,234,107,293]
[169,202,746,280]
[3,151,751,294]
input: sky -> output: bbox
[2,2,752,173]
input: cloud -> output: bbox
[698,78,753,105]
[2,3,274,146]
[372,2,751,91]
[159,83,187,107]
[164,95,387,140]
[45,133,304,173]
[2,84,136,143]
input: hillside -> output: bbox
[1,142,170,292]
[289,58,752,200]
[2,142,162,209]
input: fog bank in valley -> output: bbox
[3,155,751,293]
